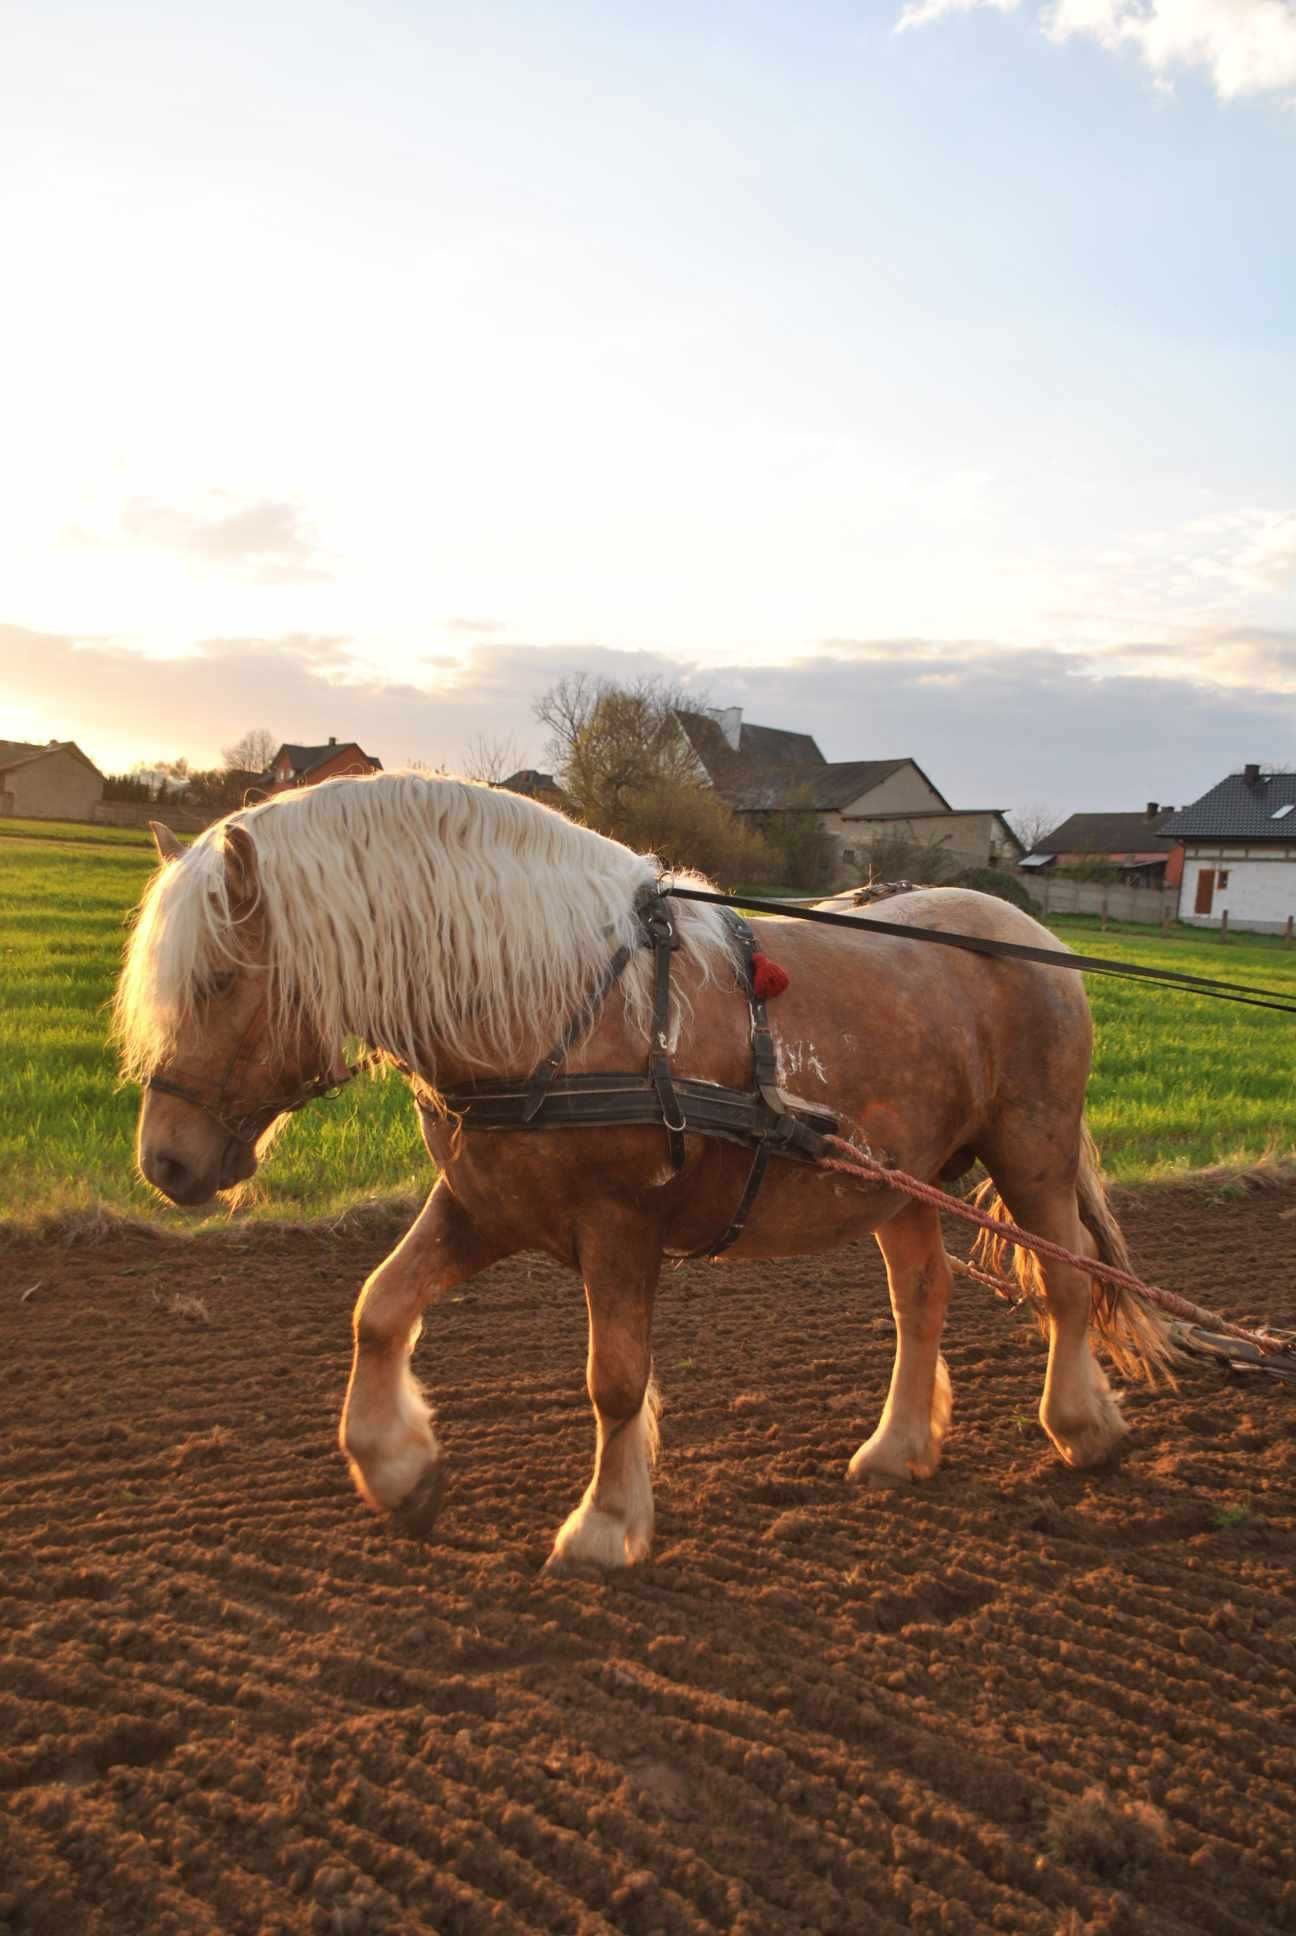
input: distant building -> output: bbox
[1021,805,1183,888]
[1161,764,1296,932]
[0,739,104,820]
[497,768,571,811]
[261,738,382,795]
[672,707,1020,882]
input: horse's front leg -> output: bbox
[849,1200,953,1485]
[546,1213,661,1573]
[340,1178,507,1534]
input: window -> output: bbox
[1218,870,1230,889]
[841,848,857,864]
[1272,804,1295,820]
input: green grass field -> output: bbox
[2,831,1294,1229]
[0,832,426,1229]
[0,815,172,849]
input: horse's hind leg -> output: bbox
[848,1201,953,1485]
[985,1161,1127,1469]
[546,1212,661,1573]
[340,1179,507,1531]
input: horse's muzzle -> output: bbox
[141,1136,256,1206]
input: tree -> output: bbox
[1007,802,1058,856]
[535,675,703,835]
[532,673,772,882]
[221,728,278,775]
[462,733,525,784]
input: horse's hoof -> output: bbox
[541,1550,606,1579]
[846,1462,911,1489]
[389,1463,447,1538]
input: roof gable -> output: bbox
[1161,771,1296,842]
[0,738,103,779]
[676,712,931,812]
[269,740,380,778]
[1031,809,1176,856]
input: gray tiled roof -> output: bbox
[1160,771,1296,841]
[674,711,925,812]
[1031,810,1176,857]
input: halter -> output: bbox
[143,989,368,1146]
[143,1066,359,1146]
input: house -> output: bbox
[497,768,570,810]
[0,739,104,820]
[261,738,382,795]
[1020,805,1183,889]
[1160,764,1296,932]
[672,707,1021,882]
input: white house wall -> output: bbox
[1178,848,1296,933]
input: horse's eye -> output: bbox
[202,970,235,1001]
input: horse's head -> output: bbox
[121,819,348,1207]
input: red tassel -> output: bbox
[751,951,790,999]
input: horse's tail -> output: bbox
[970,1122,1177,1387]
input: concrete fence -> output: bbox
[1025,876,1178,926]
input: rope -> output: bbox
[817,1135,1290,1355]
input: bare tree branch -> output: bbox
[221,728,278,775]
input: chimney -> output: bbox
[1243,762,1261,786]
[1145,801,1159,819]
[328,735,337,746]
[707,706,742,752]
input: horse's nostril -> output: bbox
[151,1151,194,1199]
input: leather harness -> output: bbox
[432,889,837,1259]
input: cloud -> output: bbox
[4,621,1293,822]
[120,496,331,583]
[896,0,1020,30]
[446,617,507,637]
[1048,0,1296,99]
[898,0,1296,102]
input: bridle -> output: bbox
[143,1065,361,1146]
[142,990,371,1147]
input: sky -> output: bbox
[1,0,1293,821]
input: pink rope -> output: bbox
[818,1135,1288,1355]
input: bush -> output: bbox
[758,810,837,892]
[615,782,774,886]
[857,832,963,888]
[952,866,1040,913]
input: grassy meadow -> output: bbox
[2,825,1294,1229]
[0,824,426,1229]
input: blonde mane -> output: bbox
[113,772,736,1088]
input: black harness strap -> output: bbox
[644,899,687,1171]
[686,915,774,1259]
[522,936,636,1122]
[435,891,835,1258]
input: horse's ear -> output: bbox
[223,823,259,912]
[150,820,184,864]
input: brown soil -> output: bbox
[2,1185,1294,1936]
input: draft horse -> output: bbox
[117,774,1171,1571]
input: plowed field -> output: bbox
[2,1186,1294,1936]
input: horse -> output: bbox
[115,772,1173,1572]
